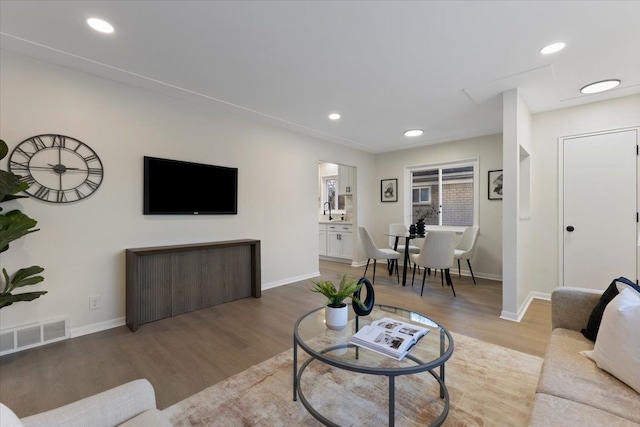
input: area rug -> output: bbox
[163,332,542,426]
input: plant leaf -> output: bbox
[0,209,39,251]
[0,139,7,161]
[0,170,29,202]
[0,291,47,309]
[5,266,45,294]
[1,268,10,294]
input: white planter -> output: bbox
[325,304,348,330]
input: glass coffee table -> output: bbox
[293,304,453,427]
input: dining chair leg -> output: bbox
[372,259,377,285]
[411,264,417,286]
[420,271,427,296]
[467,260,477,284]
[364,259,371,278]
[457,259,461,277]
[445,268,456,297]
[441,270,444,287]
[395,260,400,283]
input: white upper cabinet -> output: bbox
[338,165,355,194]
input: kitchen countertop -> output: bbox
[319,220,353,225]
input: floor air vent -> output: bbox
[0,317,70,356]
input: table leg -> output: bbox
[389,375,395,427]
[401,236,410,286]
[440,328,445,398]
[293,335,298,401]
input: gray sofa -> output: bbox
[527,287,640,426]
[1,379,172,427]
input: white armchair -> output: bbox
[1,379,172,427]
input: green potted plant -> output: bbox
[0,139,45,309]
[311,273,364,330]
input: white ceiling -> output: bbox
[1,1,639,153]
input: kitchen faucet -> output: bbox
[323,202,333,221]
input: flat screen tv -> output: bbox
[144,156,237,215]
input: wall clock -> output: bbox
[8,134,104,203]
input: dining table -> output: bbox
[386,232,425,287]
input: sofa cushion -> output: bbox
[583,287,640,394]
[118,409,172,427]
[580,277,637,341]
[528,393,640,427]
[537,328,640,424]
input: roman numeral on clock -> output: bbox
[33,185,50,200]
[51,135,66,148]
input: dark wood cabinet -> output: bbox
[126,239,261,331]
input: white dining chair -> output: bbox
[359,226,400,285]
[410,230,457,296]
[454,226,479,284]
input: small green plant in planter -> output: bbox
[0,139,45,309]
[311,274,365,330]
[311,273,365,308]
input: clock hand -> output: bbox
[28,165,56,171]
[46,163,85,171]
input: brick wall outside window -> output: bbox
[412,182,473,226]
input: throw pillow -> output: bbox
[0,403,24,427]
[581,276,638,341]
[614,276,640,294]
[583,287,640,394]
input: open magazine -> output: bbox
[349,317,430,361]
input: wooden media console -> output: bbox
[126,239,261,331]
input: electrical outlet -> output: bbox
[89,295,101,310]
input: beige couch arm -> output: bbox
[551,287,602,332]
[21,379,160,427]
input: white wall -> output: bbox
[373,134,503,279]
[502,89,535,321]
[528,94,640,296]
[0,50,375,335]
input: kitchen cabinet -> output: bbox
[319,223,353,260]
[319,226,327,256]
[338,165,355,195]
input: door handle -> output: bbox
[566,226,575,232]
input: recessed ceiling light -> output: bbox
[580,79,621,94]
[404,129,423,137]
[87,18,114,34]
[328,113,341,120]
[540,42,565,55]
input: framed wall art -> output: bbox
[381,178,398,202]
[488,170,503,200]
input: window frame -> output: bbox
[322,175,338,211]
[404,158,479,231]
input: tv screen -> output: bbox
[144,156,237,215]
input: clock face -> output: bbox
[8,134,104,203]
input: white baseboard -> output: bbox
[500,291,551,323]
[262,271,320,291]
[71,317,125,338]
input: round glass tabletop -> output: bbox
[294,304,453,375]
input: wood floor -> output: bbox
[0,260,551,418]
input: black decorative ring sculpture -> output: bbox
[352,277,374,316]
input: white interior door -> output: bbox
[563,129,638,289]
